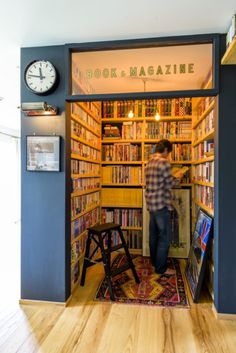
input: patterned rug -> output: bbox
[95,254,189,308]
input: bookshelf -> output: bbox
[70,101,102,292]
[221,36,236,65]
[191,96,215,299]
[101,99,193,254]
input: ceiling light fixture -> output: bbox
[128,110,134,118]
[155,111,161,121]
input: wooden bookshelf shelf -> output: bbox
[192,156,214,164]
[102,183,143,187]
[71,114,101,137]
[101,204,142,208]
[192,100,215,129]
[145,138,191,143]
[192,129,214,147]
[71,188,101,197]
[71,154,101,164]
[71,204,100,222]
[145,116,192,122]
[221,36,236,65]
[180,183,192,187]
[102,118,144,122]
[102,139,142,144]
[170,161,192,164]
[102,161,142,165]
[193,199,214,216]
[70,100,102,292]
[193,181,214,187]
[71,253,84,268]
[121,226,142,230]
[71,134,101,151]
[71,229,87,245]
[71,174,101,179]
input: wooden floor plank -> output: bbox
[1,261,236,353]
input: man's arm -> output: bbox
[162,161,175,190]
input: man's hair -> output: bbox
[155,139,172,153]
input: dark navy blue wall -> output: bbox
[214,36,236,314]
[21,45,70,302]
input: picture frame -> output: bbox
[26,135,61,172]
[185,209,213,303]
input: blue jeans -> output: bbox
[149,207,171,274]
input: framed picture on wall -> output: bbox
[185,209,213,303]
[26,135,61,172]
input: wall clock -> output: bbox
[24,60,58,95]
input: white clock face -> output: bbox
[25,60,57,94]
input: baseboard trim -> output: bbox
[19,296,72,307]
[212,304,236,320]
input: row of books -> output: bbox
[82,102,101,120]
[71,120,99,148]
[144,98,192,117]
[71,192,100,218]
[196,96,215,120]
[71,235,87,263]
[71,159,100,175]
[71,103,100,133]
[193,109,215,142]
[71,177,100,193]
[103,122,143,140]
[145,121,192,139]
[102,144,142,162]
[71,261,80,287]
[102,98,193,119]
[71,207,100,240]
[103,100,139,119]
[194,185,214,209]
[143,143,191,162]
[171,143,192,161]
[193,141,214,160]
[192,162,214,183]
[71,140,101,161]
[125,230,143,250]
[102,166,142,184]
[101,208,142,227]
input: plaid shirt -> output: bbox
[145,156,174,211]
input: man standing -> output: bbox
[145,139,180,274]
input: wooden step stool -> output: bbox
[80,222,140,301]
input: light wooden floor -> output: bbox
[1,260,236,353]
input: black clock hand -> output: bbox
[28,74,46,78]
[39,68,43,80]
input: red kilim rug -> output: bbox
[95,254,189,308]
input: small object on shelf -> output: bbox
[205,150,214,157]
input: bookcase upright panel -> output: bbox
[69,101,102,292]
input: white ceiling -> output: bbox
[0,0,236,47]
[0,0,235,131]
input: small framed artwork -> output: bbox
[26,135,61,172]
[185,209,213,302]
